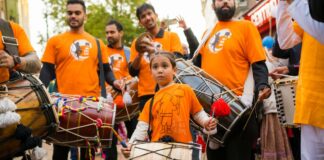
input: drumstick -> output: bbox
[271,73,297,78]
[121,78,131,121]
[102,119,128,148]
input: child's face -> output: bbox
[150,55,176,88]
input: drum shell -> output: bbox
[273,77,298,127]
[0,75,57,159]
[107,78,140,122]
[175,59,251,144]
[47,95,116,148]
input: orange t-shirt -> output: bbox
[41,31,108,96]
[130,29,183,97]
[139,84,202,143]
[199,20,266,95]
[0,21,35,83]
[106,47,130,80]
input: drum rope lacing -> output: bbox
[50,93,127,153]
[130,142,198,160]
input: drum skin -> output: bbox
[0,75,57,159]
[175,59,251,144]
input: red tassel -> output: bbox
[114,95,125,109]
[197,134,206,153]
[211,98,231,117]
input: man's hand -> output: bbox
[177,16,188,30]
[258,87,271,101]
[113,80,122,90]
[135,32,155,54]
[0,50,15,68]
[269,66,289,80]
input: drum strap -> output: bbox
[148,95,154,141]
[0,19,19,56]
[96,39,107,98]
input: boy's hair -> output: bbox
[150,51,176,68]
[67,0,86,13]
[136,3,156,20]
[106,20,123,32]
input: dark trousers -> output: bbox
[103,125,118,160]
[53,145,95,160]
[288,128,301,160]
[52,145,70,160]
[124,95,153,139]
[207,115,259,160]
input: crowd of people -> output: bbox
[0,0,323,159]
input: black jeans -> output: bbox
[207,115,259,160]
[102,125,119,160]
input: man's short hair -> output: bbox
[136,3,155,20]
[106,20,123,32]
[67,0,86,13]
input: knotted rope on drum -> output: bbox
[52,93,127,150]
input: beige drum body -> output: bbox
[274,76,298,127]
[0,75,57,159]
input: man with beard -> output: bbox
[103,19,132,160]
[128,3,183,137]
[194,0,270,159]
[39,0,121,159]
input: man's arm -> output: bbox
[103,63,116,86]
[288,0,324,44]
[18,52,41,73]
[251,60,271,99]
[129,55,142,77]
[0,51,41,73]
[276,0,302,49]
[184,28,199,59]
[39,62,56,87]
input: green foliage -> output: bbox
[41,0,146,46]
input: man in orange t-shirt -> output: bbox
[39,1,121,160]
[194,0,271,159]
[105,20,130,80]
[127,3,183,138]
[104,19,132,160]
[0,18,41,83]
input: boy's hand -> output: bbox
[204,117,217,131]
[121,143,132,158]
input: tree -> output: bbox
[40,0,145,46]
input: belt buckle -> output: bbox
[2,36,18,46]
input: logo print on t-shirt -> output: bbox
[70,39,92,60]
[108,53,124,72]
[143,42,163,63]
[208,29,232,53]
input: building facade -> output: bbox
[0,0,30,35]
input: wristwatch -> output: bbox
[12,55,22,67]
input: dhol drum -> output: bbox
[130,141,202,160]
[0,74,57,159]
[175,59,251,144]
[107,77,140,122]
[47,93,116,148]
[273,76,298,127]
